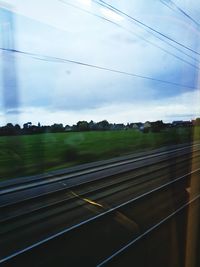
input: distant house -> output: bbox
[172,121,184,127]
[183,121,193,127]
[64,125,72,131]
[144,121,151,129]
[131,122,143,130]
[172,121,192,127]
[165,123,172,128]
[111,123,125,130]
[128,122,143,130]
[138,121,151,132]
[132,123,139,130]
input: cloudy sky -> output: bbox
[0,0,200,126]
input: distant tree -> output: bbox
[71,124,78,131]
[89,120,96,131]
[4,123,15,135]
[76,121,90,131]
[50,123,64,133]
[14,124,21,130]
[151,120,165,132]
[23,122,32,129]
[96,120,110,130]
[64,125,72,131]
[14,124,21,135]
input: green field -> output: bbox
[0,127,199,181]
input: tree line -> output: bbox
[0,120,125,136]
[0,118,199,136]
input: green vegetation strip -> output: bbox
[0,127,199,180]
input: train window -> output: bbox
[0,0,200,266]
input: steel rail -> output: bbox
[97,193,200,266]
[0,155,195,232]
[0,143,199,195]
[1,167,200,264]
[1,148,198,210]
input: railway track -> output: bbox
[0,142,199,195]
[0,153,199,228]
[0,143,200,266]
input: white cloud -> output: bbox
[2,89,199,126]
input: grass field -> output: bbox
[0,127,199,180]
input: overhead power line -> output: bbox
[0,47,196,89]
[58,0,120,28]
[159,0,176,13]
[58,0,199,69]
[93,0,200,56]
[160,0,200,28]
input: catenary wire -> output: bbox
[58,0,200,69]
[92,0,200,56]
[0,47,197,89]
[160,0,200,28]
[58,0,119,27]
[63,0,199,64]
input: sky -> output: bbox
[0,0,200,126]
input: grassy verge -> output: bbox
[0,127,199,181]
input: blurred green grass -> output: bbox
[0,127,199,181]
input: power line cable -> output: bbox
[160,0,200,28]
[58,0,120,28]
[159,0,177,13]
[0,47,196,89]
[97,0,200,63]
[93,0,200,56]
[58,0,199,69]
[138,23,199,64]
